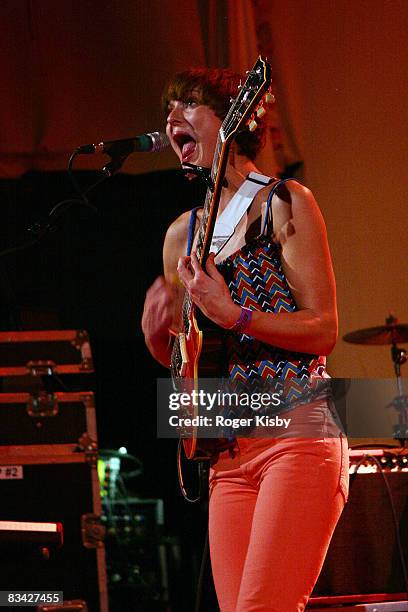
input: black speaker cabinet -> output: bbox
[312,470,408,597]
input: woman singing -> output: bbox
[142,67,349,612]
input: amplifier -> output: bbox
[349,448,408,472]
[312,468,408,598]
[102,497,169,610]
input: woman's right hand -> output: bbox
[142,275,178,367]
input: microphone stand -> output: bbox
[386,316,408,446]
[0,148,111,260]
[390,344,408,446]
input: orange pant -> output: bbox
[208,402,349,612]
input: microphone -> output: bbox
[77,131,170,176]
[77,131,170,156]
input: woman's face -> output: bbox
[166,95,222,168]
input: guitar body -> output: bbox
[170,56,273,462]
[172,311,228,460]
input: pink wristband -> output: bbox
[229,306,253,334]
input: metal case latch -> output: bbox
[26,392,59,418]
[81,513,105,548]
[26,360,56,376]
[77,433,98,464]
[73,330,94,371]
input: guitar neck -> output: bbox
[195,137,228,264]
[176,55,272,336]
[180,136,231,327]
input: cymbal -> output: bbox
[343,324,408,345]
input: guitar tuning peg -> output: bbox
[247,118,258,132]
[229,97,235,103]
[256,104,266,118]
[265,91,275,104]
[238,79,242,90]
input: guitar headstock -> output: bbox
[220,56,273,142]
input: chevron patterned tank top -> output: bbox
[216,178,327,406]
[187,178,327,410]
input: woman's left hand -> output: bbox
[177,252,240,329]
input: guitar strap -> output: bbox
[210,171,275,255]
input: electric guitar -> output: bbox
[170,56,273,460]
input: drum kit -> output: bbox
[343,314,408,444]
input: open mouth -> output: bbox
[173,133,197,161]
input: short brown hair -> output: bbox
[162,67,266,161]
